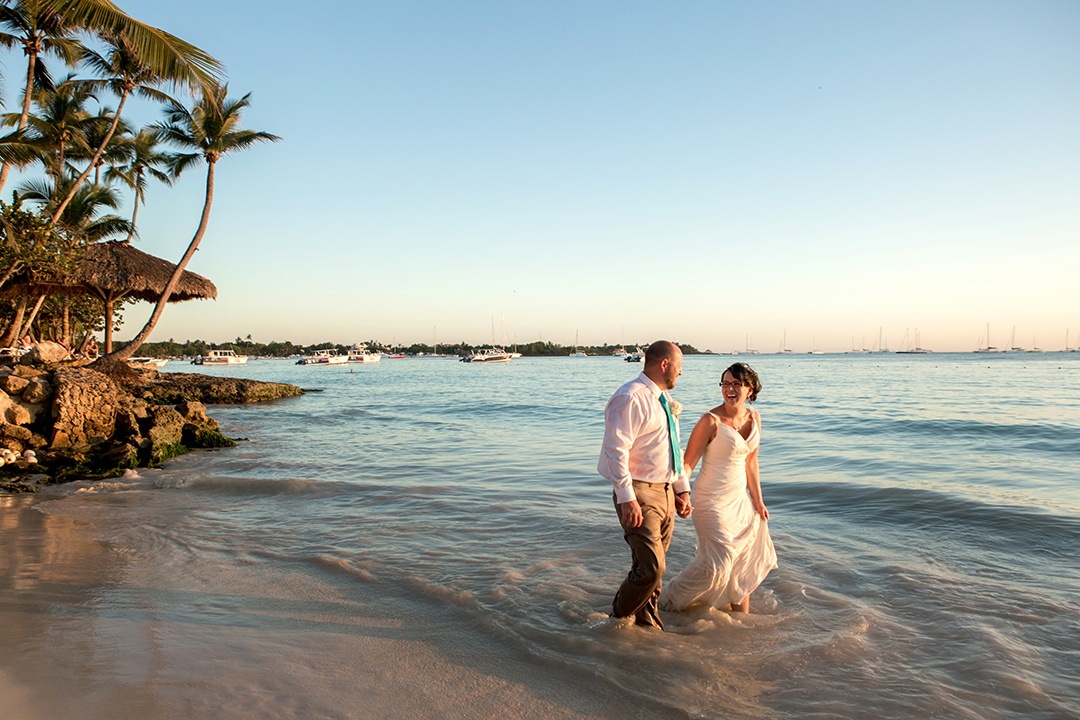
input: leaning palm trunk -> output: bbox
[52,91,130,222]
[125,191,140,243]
[0,53,39,195]
[0,296,29,347]
[102,160,215,363]
[17,294,48,341]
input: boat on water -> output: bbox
[777,330,794,355]
[129,357,169,368]
[625,346,645,363]
[1005,326,1025,353]
[896,329,931,354]
[973,323,1000,353]
[569,331,587,357]
[612,347,628,357]
[192,349,248,365]
[347,345,380,364]
[461,348,512,363]
[297,349,348,366]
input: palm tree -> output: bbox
[43,0,224,94]
[102,84,279,363]
[0,0,226,195]
[0,0,83,192]
[51,29,174,222]
[18,177,132,242]
[103,127,172,243]
[16,175,131,349]
[76,106,134,186]
[3,76,101,182]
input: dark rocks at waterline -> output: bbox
[129,368,305,404]
[0,360,303,492]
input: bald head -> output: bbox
[644,340,680,368]
[643,340,683,390]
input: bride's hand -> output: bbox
[753,500,769,520]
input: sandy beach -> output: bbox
[0,494,679,720]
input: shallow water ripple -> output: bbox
[14,353,1080,719]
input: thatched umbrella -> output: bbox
[4,240,217,352]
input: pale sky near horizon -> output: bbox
[6,1,1078,352]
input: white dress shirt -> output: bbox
[597,372,690,504]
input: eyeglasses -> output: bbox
[720,381,746,390]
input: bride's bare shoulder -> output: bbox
[697,409,723,427]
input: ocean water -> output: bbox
[4,353,1079,719]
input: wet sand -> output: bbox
[0,494,676,720]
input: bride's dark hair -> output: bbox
[723,363,762,402]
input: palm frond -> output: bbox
[15,177,56,204]
[165,151,201,178]
[134,85,174,105]
[42,0,226,96]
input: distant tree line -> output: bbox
[126,338,703,358]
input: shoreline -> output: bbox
[0,491,682,720]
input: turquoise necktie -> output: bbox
[658,393,682,474]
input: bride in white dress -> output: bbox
[660,363,776,613]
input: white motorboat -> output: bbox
[625,346,645,363]
[347,345,381,363]
[193,349,248,365]
[297,349,348,365]
[461,348,511,363]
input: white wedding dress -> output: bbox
[661,412,777,611]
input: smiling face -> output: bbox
[720,371,752,407]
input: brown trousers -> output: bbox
[612,481,674,629]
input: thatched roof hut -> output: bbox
[76,240,217,303]
[4,240,217,352]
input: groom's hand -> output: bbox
[619,499,643,528]
[675,492,693,518]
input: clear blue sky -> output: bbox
[9,1,1079,351]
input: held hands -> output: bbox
[619,499,643,528]
[675,492,693,518]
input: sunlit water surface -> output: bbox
[4,353,1078,719]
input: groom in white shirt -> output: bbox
[598,340,692,630]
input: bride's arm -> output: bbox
[682,413,718,477]
[746,412,768,520]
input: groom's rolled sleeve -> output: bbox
[597,393,639,504]
[673,473,690,496]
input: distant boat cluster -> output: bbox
[145,324,1080,368]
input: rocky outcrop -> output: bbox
[19,341,71,365]
[133,371,305,404]
[0,360,304,488]
[50,367,123,452]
